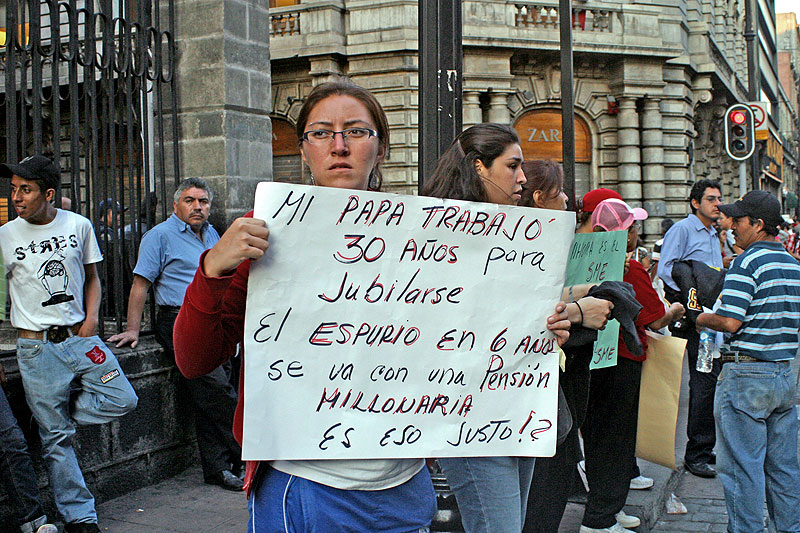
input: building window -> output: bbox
[270,0,299,7]
[272,118,307,184]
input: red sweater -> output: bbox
[174,246,254,490]
[618,259,666,362]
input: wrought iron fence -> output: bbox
[1,0,179,333]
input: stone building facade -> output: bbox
[268,0,797,241]
[778,12,800,215]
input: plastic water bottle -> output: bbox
[697,330,718,373]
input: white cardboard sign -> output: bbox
[242,182,575,460]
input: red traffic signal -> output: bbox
[730,110,746,125]
[724,104,755,161]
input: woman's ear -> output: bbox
[475,158,488,178]
[532,189,544,207]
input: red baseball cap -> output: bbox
[581,188,622,213]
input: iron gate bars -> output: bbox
[1,0,180,333]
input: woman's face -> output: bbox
[536,187,568,211]
[627,223,640,253]
[300,95,384,191]
[477,143,526,206]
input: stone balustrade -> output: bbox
[270,10,301,37]
[514,3,617,33]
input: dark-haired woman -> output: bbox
[173,79,436,532]
[519,161,614,532]
[421,128,572,533]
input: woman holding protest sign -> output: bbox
[421,128,576,533]
[520,161,619,532]
[576,199,683,533]
[173,79,436,532]
[174,81,572,532]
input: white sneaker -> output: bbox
[577,460,590,492]
[629,474,654,490]
[614,510,641,528]
[580,523,635,533]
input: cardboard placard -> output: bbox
[242,183,576,460]
[564,231,626,369]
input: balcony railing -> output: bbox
[514,3,616,33]
[270,10,301,36]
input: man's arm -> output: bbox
[648,302,685,331]
[80,262,102,337]
[696,312,742,333]
[108,275,152,348]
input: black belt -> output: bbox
[158,305,181,314]
[720,352,788,364]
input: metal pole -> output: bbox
[744,0,759,190]
[418,0,463,193]
[559,0,576,208]
[739,161,747,198]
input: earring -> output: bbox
[310,174,315,186]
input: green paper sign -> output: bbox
[564,231,627,369]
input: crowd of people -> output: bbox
[0,77,799,533]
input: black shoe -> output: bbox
[232,461,246,480]
[206,469,244,491]
[685,461,716,478]
[64,523,100,533]
[708,452,716,465]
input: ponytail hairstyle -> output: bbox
[519,159,564,208]
[421,123,520,202]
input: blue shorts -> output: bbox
[248,464,436,532]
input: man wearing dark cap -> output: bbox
[0,155,138,533]
[697,190,800,533]
[657,178,724,478]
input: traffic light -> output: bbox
[724,104,755,160]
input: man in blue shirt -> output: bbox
[697,190,800,533]
[657,178,724,478]
[108,178,243,491]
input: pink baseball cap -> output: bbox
[591,198,648,231]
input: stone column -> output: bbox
[616,97,642,203]
[174,0,272,229]
[463,91,482,128]
[641,98,666,238]
[488,91,511,124]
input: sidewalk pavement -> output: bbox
[559,354,800,533]
[95,467,248,532]
[91,354,799,532]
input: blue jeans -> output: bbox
[248,465,435,532]
[714,361,800,533]
[0,387,48,531]
[439,456,535,533]
[16,334,138,524]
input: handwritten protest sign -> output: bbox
[564,231,626,369]
[242,182,575,460]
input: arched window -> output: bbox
[514,109,592,198]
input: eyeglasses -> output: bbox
[629,222,642,232]
[302,128,378,145]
